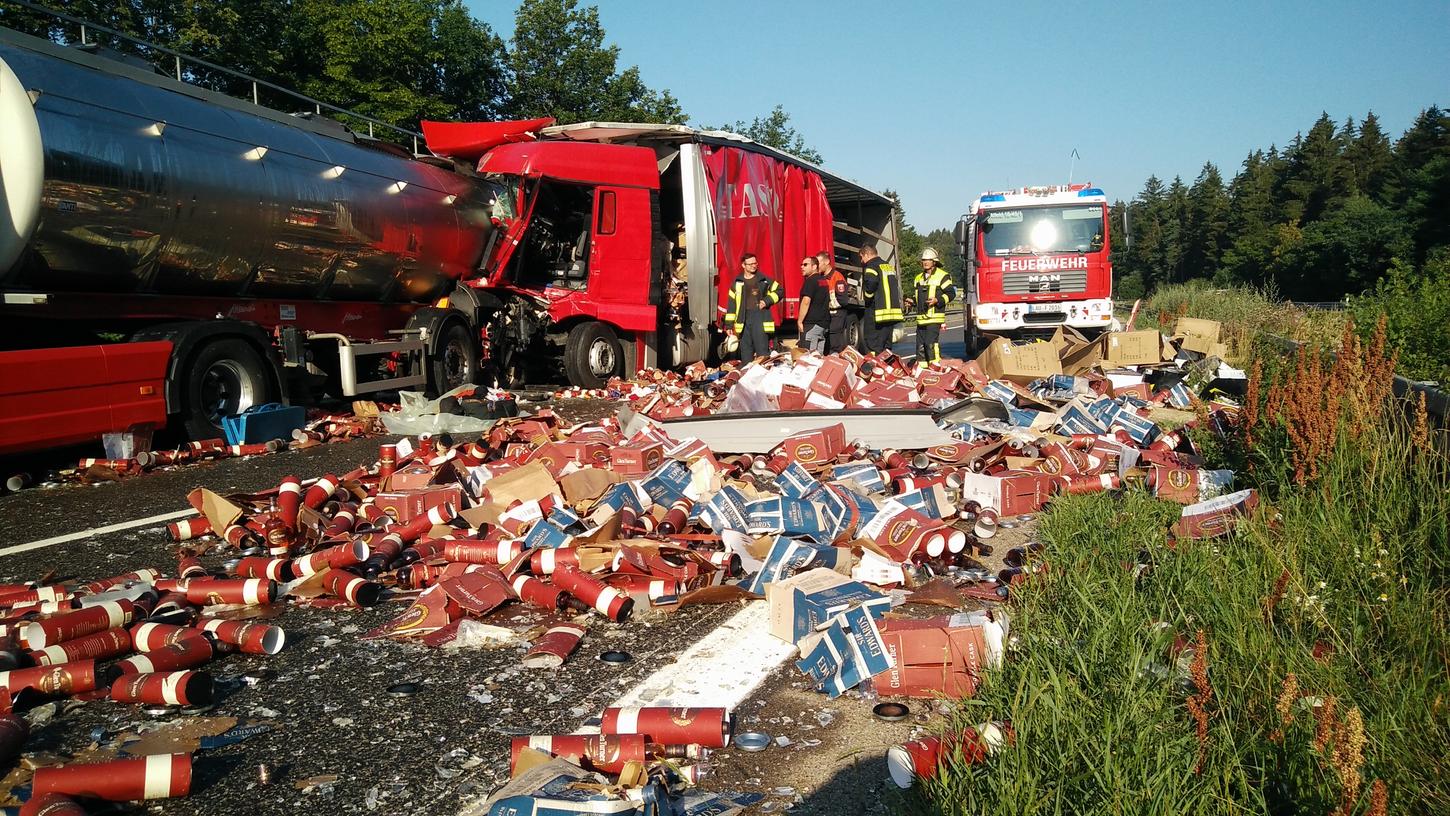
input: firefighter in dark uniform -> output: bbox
[723,252,781,362]
[858,243,903,353]
[910,247,956,366]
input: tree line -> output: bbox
[0,0,685,133]
[1111,107,1450,302]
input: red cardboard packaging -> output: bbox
[610,443,665,476]
[374,485,464,524]
[810,356,855,403]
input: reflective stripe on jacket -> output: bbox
[914,267,956,325]
[723,274,782,333]
[862,258,903,323]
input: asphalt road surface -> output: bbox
[0,439,756,815]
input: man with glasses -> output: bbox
[723,253,781,363]
[796,255,829,353]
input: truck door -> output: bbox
[588,185,654,306]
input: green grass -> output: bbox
[1137,281,1348,364]
[917,356,1449,814]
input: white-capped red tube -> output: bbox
[28,628,132,666]
[30,753,193,801]
[109,671,213,706]
[111,638,213,675]
[552,567,633,622]
[20,601,134,649]
[600,706,731,748]
[194,618,285,655]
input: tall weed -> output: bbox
[920,317,1448,816]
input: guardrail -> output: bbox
[2,0,423,152]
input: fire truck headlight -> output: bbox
[1029,221,1057,251]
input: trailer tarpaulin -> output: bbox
[702,146,834,327]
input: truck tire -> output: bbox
[564,322,623,389]
[429,321,477,397]
[180,339,276,441]
[843,313,862,350]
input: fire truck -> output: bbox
[954,184,1115,349]
[0,19,896,456]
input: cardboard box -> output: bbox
[957,470,1052,516]
[777,384,808,412]
[810,356,856,403]
[374,485,464,523]
[1103,330,1164,366]
[385,460,438,492]
[767,567,887,644]
[777,424,846,470]
[872,614,1003,698]
[1173,317,1223,355]
[1059,335,1106,376]
[610,442,665,475]
[916,368,963,392]
[976,338,1062,384]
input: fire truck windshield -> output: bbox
[979,205,1106,256]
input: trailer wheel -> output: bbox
[843,313,862,350]
[429,321,477,396]
[564,322,623,389]
[180,339,276,440]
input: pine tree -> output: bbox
[1184,162,1230,280]
[1280,113,1349,224]
[1346,112,1395,201]
[1390,106,1450,262]
[1220,149,1281,286]
[1162,176,1190,283]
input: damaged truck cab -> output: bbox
[439,122,900,390]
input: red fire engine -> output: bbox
[955,184,1115,349]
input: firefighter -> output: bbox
[911,247,956,366]
[723,252,781,362]
[858,243,902,353]
[817,251,848,353]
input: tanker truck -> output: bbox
[0,22,897,456]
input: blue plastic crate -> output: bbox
[221,403,305,445]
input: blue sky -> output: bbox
[466,0,1449,230]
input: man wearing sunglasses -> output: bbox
[796,255,829,353]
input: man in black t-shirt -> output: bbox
[796,255,829,353]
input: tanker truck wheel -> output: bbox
[429,322,478,396]
[180,339,276,441]
[564,322,623,390]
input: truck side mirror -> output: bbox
[953,218,970,256]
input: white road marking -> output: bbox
[604,601,797,712]
[0,509,197,558]
[0,474,331,559]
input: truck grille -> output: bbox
[1002,270,1088,296]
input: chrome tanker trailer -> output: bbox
[0,25,510,450]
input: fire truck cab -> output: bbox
[956,183,1115,348]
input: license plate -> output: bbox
[1027,303,1065,314]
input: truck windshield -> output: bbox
[481,174,521,223]
[979,205,1105,256]
[475,174,523,274]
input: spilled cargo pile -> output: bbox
[0,318,1257,814]
[8,408,392,493]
